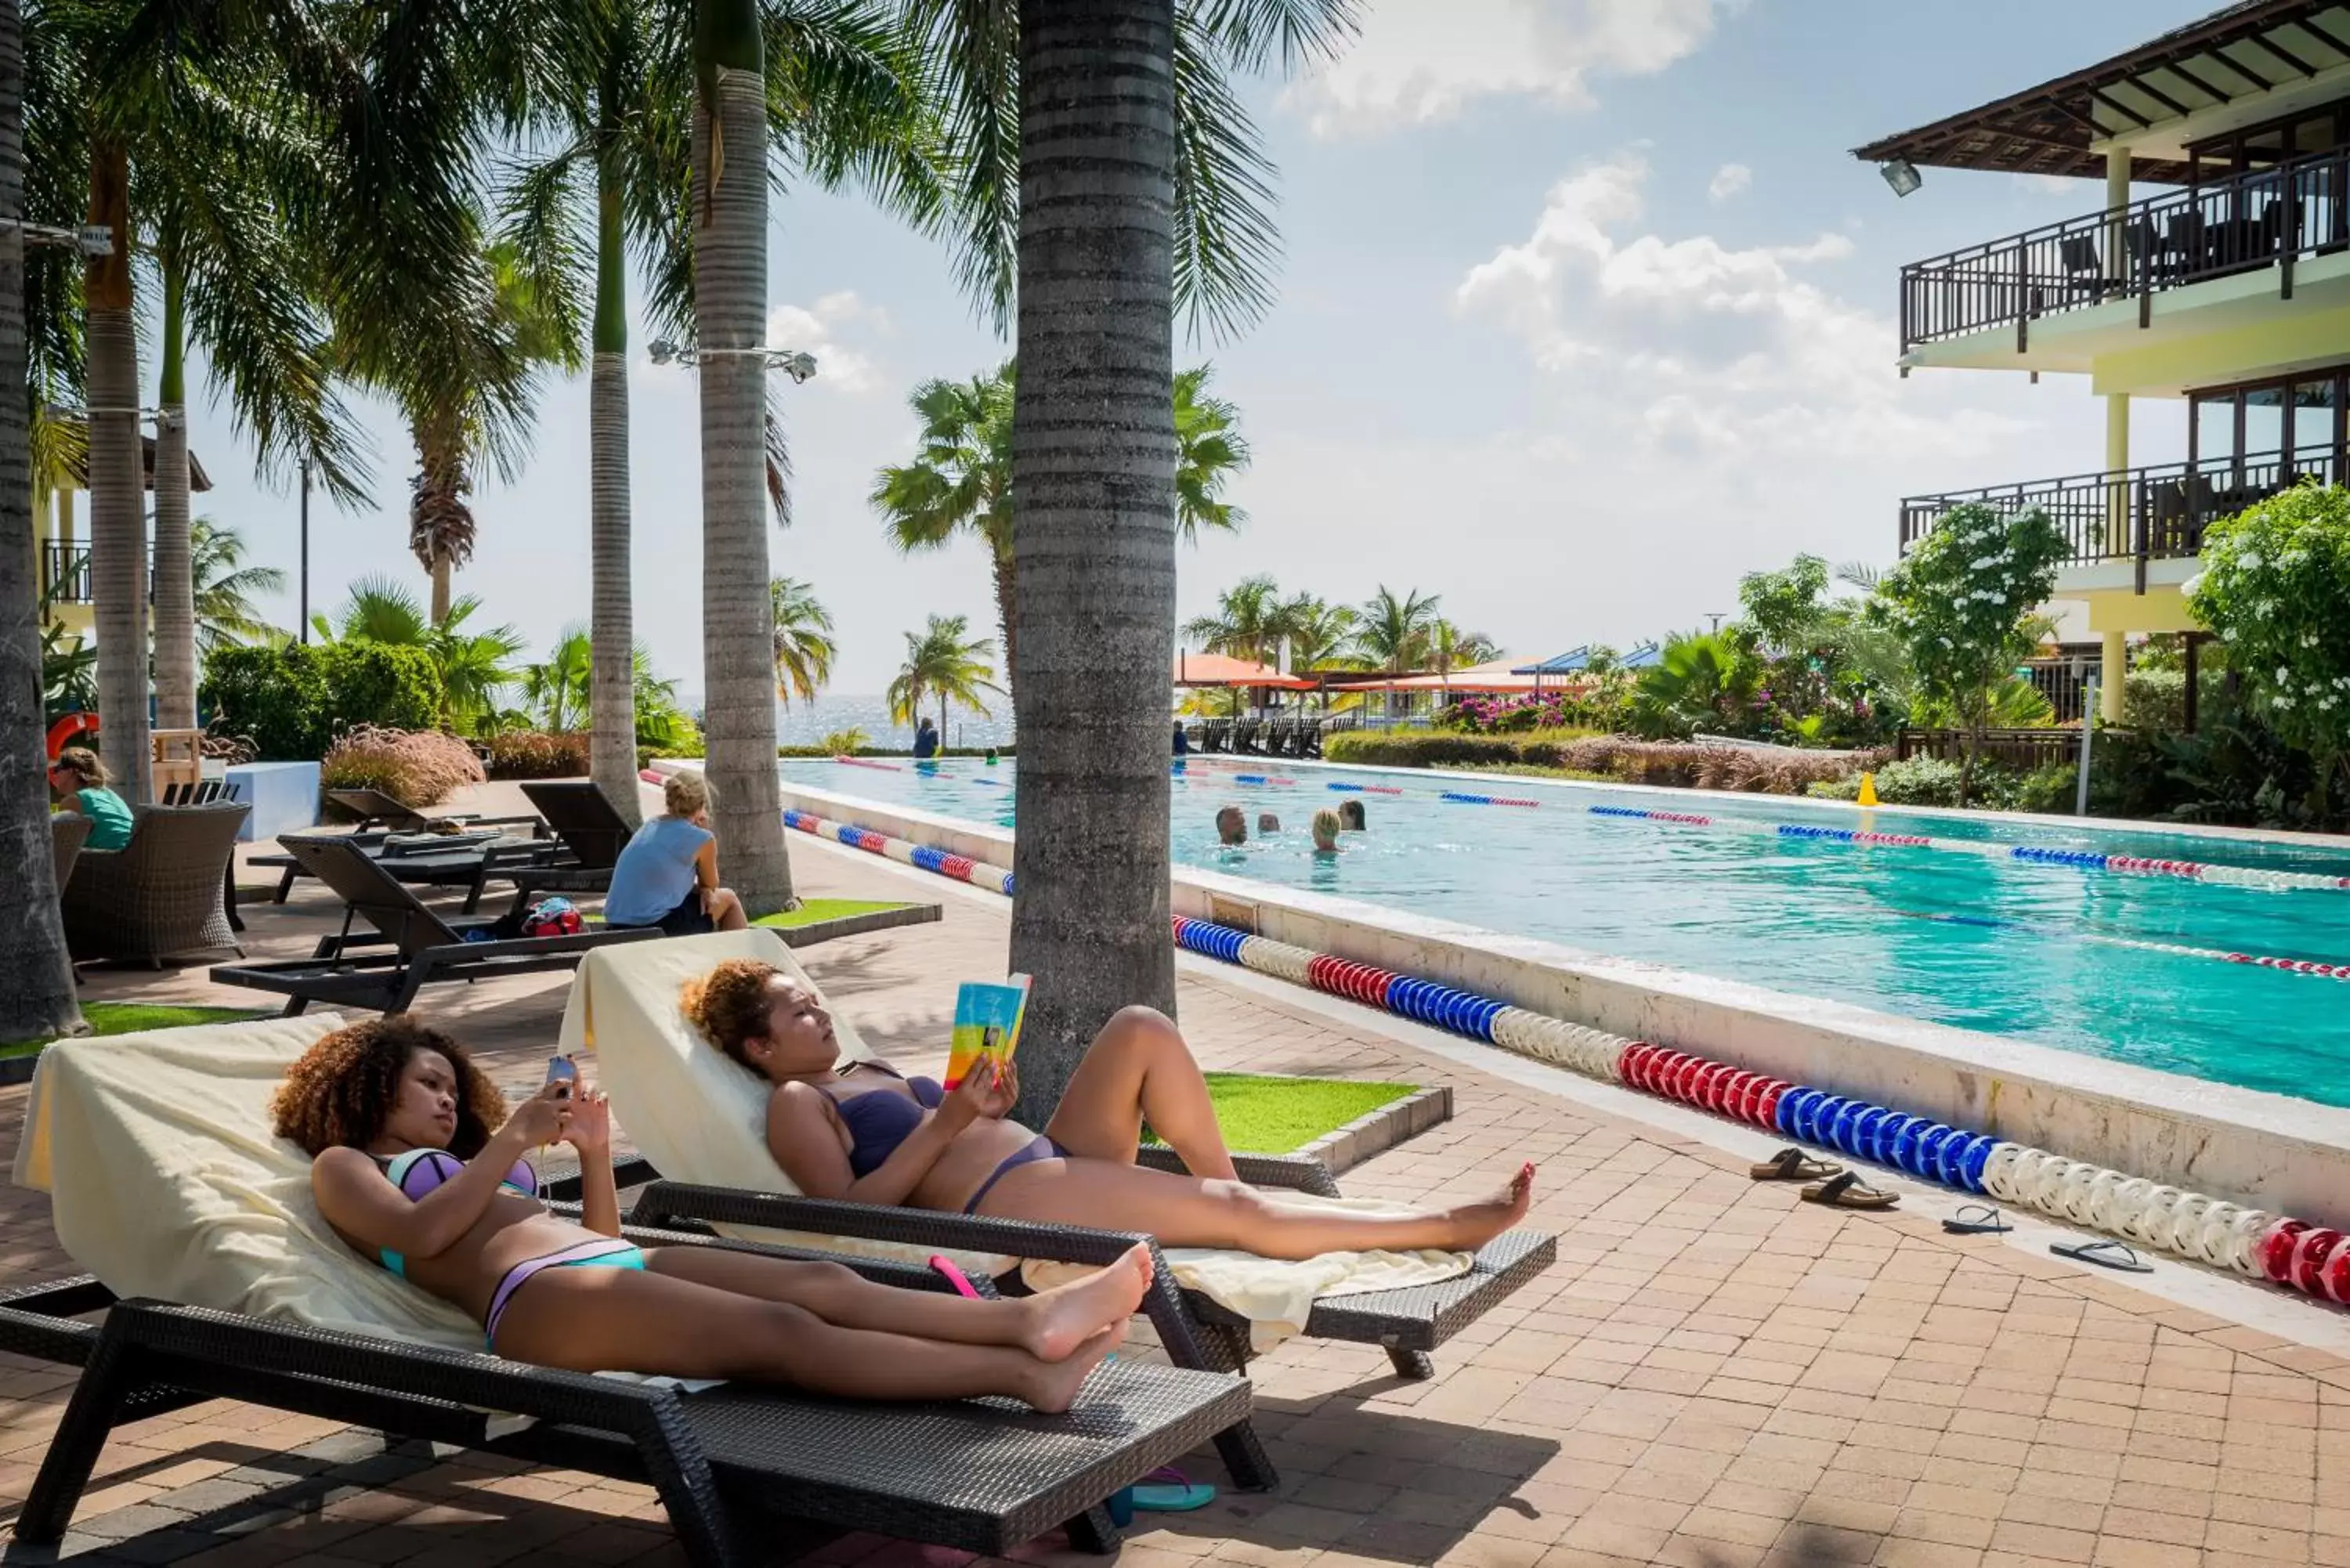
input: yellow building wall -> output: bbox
[2091,302,2350,399]
[2074,585,2200,636]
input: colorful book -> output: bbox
[945,974,1032,1090]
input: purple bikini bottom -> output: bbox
[964,1136,1071,1214]
[483,1237,645,1350]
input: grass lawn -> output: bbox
[3,1002,271,1058]
[1154,1072,1416,1154]
[753,899,918,930]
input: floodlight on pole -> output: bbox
[0,220,114,256]
[647,338,818,382]
[1880,159,1923,198]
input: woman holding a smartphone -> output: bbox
[278,1015,1152,1407]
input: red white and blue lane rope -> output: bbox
[1589,804,2350,894]
[783,803,2348,1305]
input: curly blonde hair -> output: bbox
[271,1016,507,1157]
[679,959,780,1067]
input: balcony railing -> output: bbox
[1900,149,2350,352]
[42,540,89,605]
[1900,447,2337,587]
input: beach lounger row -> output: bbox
[1191,716,1324,758]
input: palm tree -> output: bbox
[1180,575,1294,669]
[1283,595,1361,674]
[190,518,287,653]
[0,0,77,1042]
[522,630,595,732]
[1354,585,1443,674]
[874,359,1250,686]
[981,0,1357,1120]
[1430,619,1498,702]
[886,614,1002,738]
[769,577,836,709]
[310,577,524,733]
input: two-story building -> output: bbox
[1857,0,2350,724]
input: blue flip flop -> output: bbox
[1131,1467,1217,1512]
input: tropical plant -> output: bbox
[1871,502,2068,804]
[874,359,1250,687]
[1282,595,1360,675]
[190,519,285,653]
[1353,586,1443,675]
[1181,575,1294,668]
[520,628,595,733]
[818,726,870,754]
[41,619,95,721]
[2189,482,2350,816]
[1430,620,1499,691]
[769,577,836,709]
[308,576,525,733]
[320,724,486,807]
[1628,630,1763,739]
[885,614,1002,735]
[0,0,76,1042]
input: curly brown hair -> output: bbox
[679,959,782,1068]
[271,1016,508,1157]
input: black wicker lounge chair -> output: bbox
[60,801,250,967]
[0,1267,1249,1565]
[209,835,663,1014]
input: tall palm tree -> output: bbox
[190,518,287,653]
[1282,594,1360,674]
[769,576,836,709]
[1353,585,1443,675]
[522,629,595,732]
[885,613,1002,737]
[693,0,792,912]
[874,359,1249,686]
[1180,574,1296,668]
[0,0,77,1043]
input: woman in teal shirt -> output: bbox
[48,746,132,850]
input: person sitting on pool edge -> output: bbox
[1256,812,1280,835]
[1337,799,1367,833]
[1311,808,1343,853]
[1215,805,1246,846]
[913,717,940,760]
[603,771,746,935]
[1171,721,1189,757]
[679,959,1535,1258]
[282,1014,1148,1407]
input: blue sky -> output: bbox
[172,0,2218,697]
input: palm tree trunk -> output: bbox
[86,139,150,801]
[1007,0,1179,1124]
[151,250,197,731]
[428,558,450,625]
[588,140,640,826]
[991,544,1017,696]
[0,0,80,1042]
[693,10,792,912]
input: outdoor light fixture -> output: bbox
[0,220,115,256]
[647,338,818,381]
[1880,158,1923,198]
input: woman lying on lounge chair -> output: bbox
[681,960,1535,1258]
[279,1016,1148,1411]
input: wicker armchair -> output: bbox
[49,813,89,888]
[62,803,249,967]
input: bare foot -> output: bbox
[1024,1244,1154,1361]
[1021,1323,1126,1413]
[1448,1162,1535,1249]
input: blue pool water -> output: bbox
[778,757,2350,1107]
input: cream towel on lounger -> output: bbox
[569,931,1472,1349]
[11,1015,483,1352]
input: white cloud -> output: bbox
[766,291,888,394]
[1454,149,2022,462]
[1707,162,1752,203]
[1283,0,1736,138]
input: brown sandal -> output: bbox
[1751,1147,1842,1183]
[1802,1172,1899,1210]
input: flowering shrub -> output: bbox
[2189,483,2350,804]
[485,729,592,779]
[320,724,485,807]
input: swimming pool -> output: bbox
[777,756,2350,1107]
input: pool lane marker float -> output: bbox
[779,804,2344,1304]
[1894,908,2350,981]
[833,756,906,772]
[1590,802,2350,894]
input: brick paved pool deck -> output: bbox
[7,784,2350,1568]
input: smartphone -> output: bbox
[544,1054,577,1100]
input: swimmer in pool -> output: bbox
[1338,799,1366,832]
[1215,805,1246,846]
[1311,808,1342,853]
[1256,812,1280,835]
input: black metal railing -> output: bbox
[41,540,89,604]
[1896,727,2088,771]
[1900,149,2350,351]
[1900,446,2337,582]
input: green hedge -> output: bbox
[202,644,444,760]
[1321,731,1525,768]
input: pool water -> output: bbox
[778,757,2350,1107]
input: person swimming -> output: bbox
[682,963,1535,1259]
[1256,812,1280,835]
[284,1015,1148,1408]
[1311,809,1343,853]
[1337,799,1366,832]
[1215,805,1246,846]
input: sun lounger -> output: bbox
[481,779,637,910]
[210,835,663,1014]
[324,786,539,836]
[2,1020,1248,1564]
[567,932,1559,1492]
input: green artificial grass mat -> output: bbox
[1151,1072,1416,1154]
[3,1002,272,1057]
[754,899,917,929]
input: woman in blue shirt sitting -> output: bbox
[48,746,133,850]
[603,771,746,934]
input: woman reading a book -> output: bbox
[283,1014,1152,1407]
[680,961,1535,1259]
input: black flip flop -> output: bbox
[2051,1238,2152,1273]
[1942,1204,2011,1235]
[1752,1147,1842,1183]
[1801,1171,1899,1210]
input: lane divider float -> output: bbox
[783,803,2344,1306]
